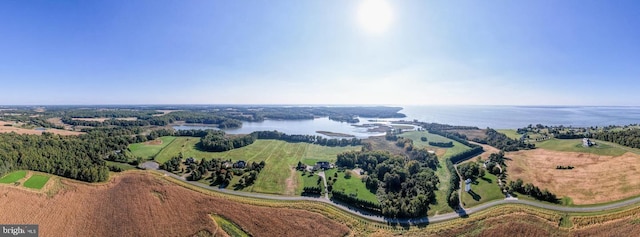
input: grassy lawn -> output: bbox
[325,169,378,204]
[400,131,473,216]
[535,139,628,156]
[105,161,137,171]
[128,136,176,159]
[497,129,522,140]
[23,174,50,189]
[211,214,250,237]
[154,138,359,195]
[460,172,504,207]
[297,171,324,195]
[0,170,27,183]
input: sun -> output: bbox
[357,0,393,34]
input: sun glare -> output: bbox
[357,0,393,34]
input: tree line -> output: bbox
[474,128,535,151]
[251,131,362,147]
[508,178,559,203]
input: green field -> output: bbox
[0,170,27,184]
[460,172,504,207]
[297,171,324,195]
[211,214,250,237]
[105,161,137,171]
[535,139,629,156]
[325,169,378,204]
[128,136,176,159]
[147,137,360,194]
[497,129,522,140]
[400,131,472,215]
[23,174,50,189]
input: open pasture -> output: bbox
[151,138,360,195]
[507,148,640,205]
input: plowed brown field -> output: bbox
[0,172,349,237]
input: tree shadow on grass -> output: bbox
[480,176,492,183]
[468,190,482,201]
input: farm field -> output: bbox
[0,121,83,136]
[0,172,350,237]
[535,138,630,156]
[507,148,640,205]
[460,172,504,207]
[0,170,27,183]
[23,174,50,189]
[325,169,378,204]
[128,136,177,159]
[150,138,360,194]
[400,131,472,215]
[497,129,522,140]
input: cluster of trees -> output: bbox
[336,150,440,217]
[199,131,256,152]
[161,155,266,187]
[251,131,361,147]
[395,137,414,150]
[458,161,484,180]
[0,132,120,183]
[428,141,453,147]
[484,152,506,175]
[475,129,534,151]
[508,178,559,203]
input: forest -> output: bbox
[335,150,439,217]
[0,131,135,182]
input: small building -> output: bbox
[185,157,196,165]
[235,160,246,168]
[583,138,592,147]
[314,161,331,170]
[465,178,472,192]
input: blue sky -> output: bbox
[0,0,638,105]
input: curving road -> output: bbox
[142,162,640,225]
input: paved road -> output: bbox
[318,171,329,199]
[142,162,640,225]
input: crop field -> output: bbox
[507,148,640,205]
[460,172,504,207]
[128,136,176,159]
[0,170,26,183]
[151,138,360,194]
[325,169,378,204]
[535,138,630,156]
[0,172,350,237]
[23,174,50,189]
[0,121,84,136]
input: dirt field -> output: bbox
[144,139,163,145]
[507,149,640,204]
[0,121,83,136]
[0,172,349,237]
[460,142,501,164]
[71,117,138,122]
